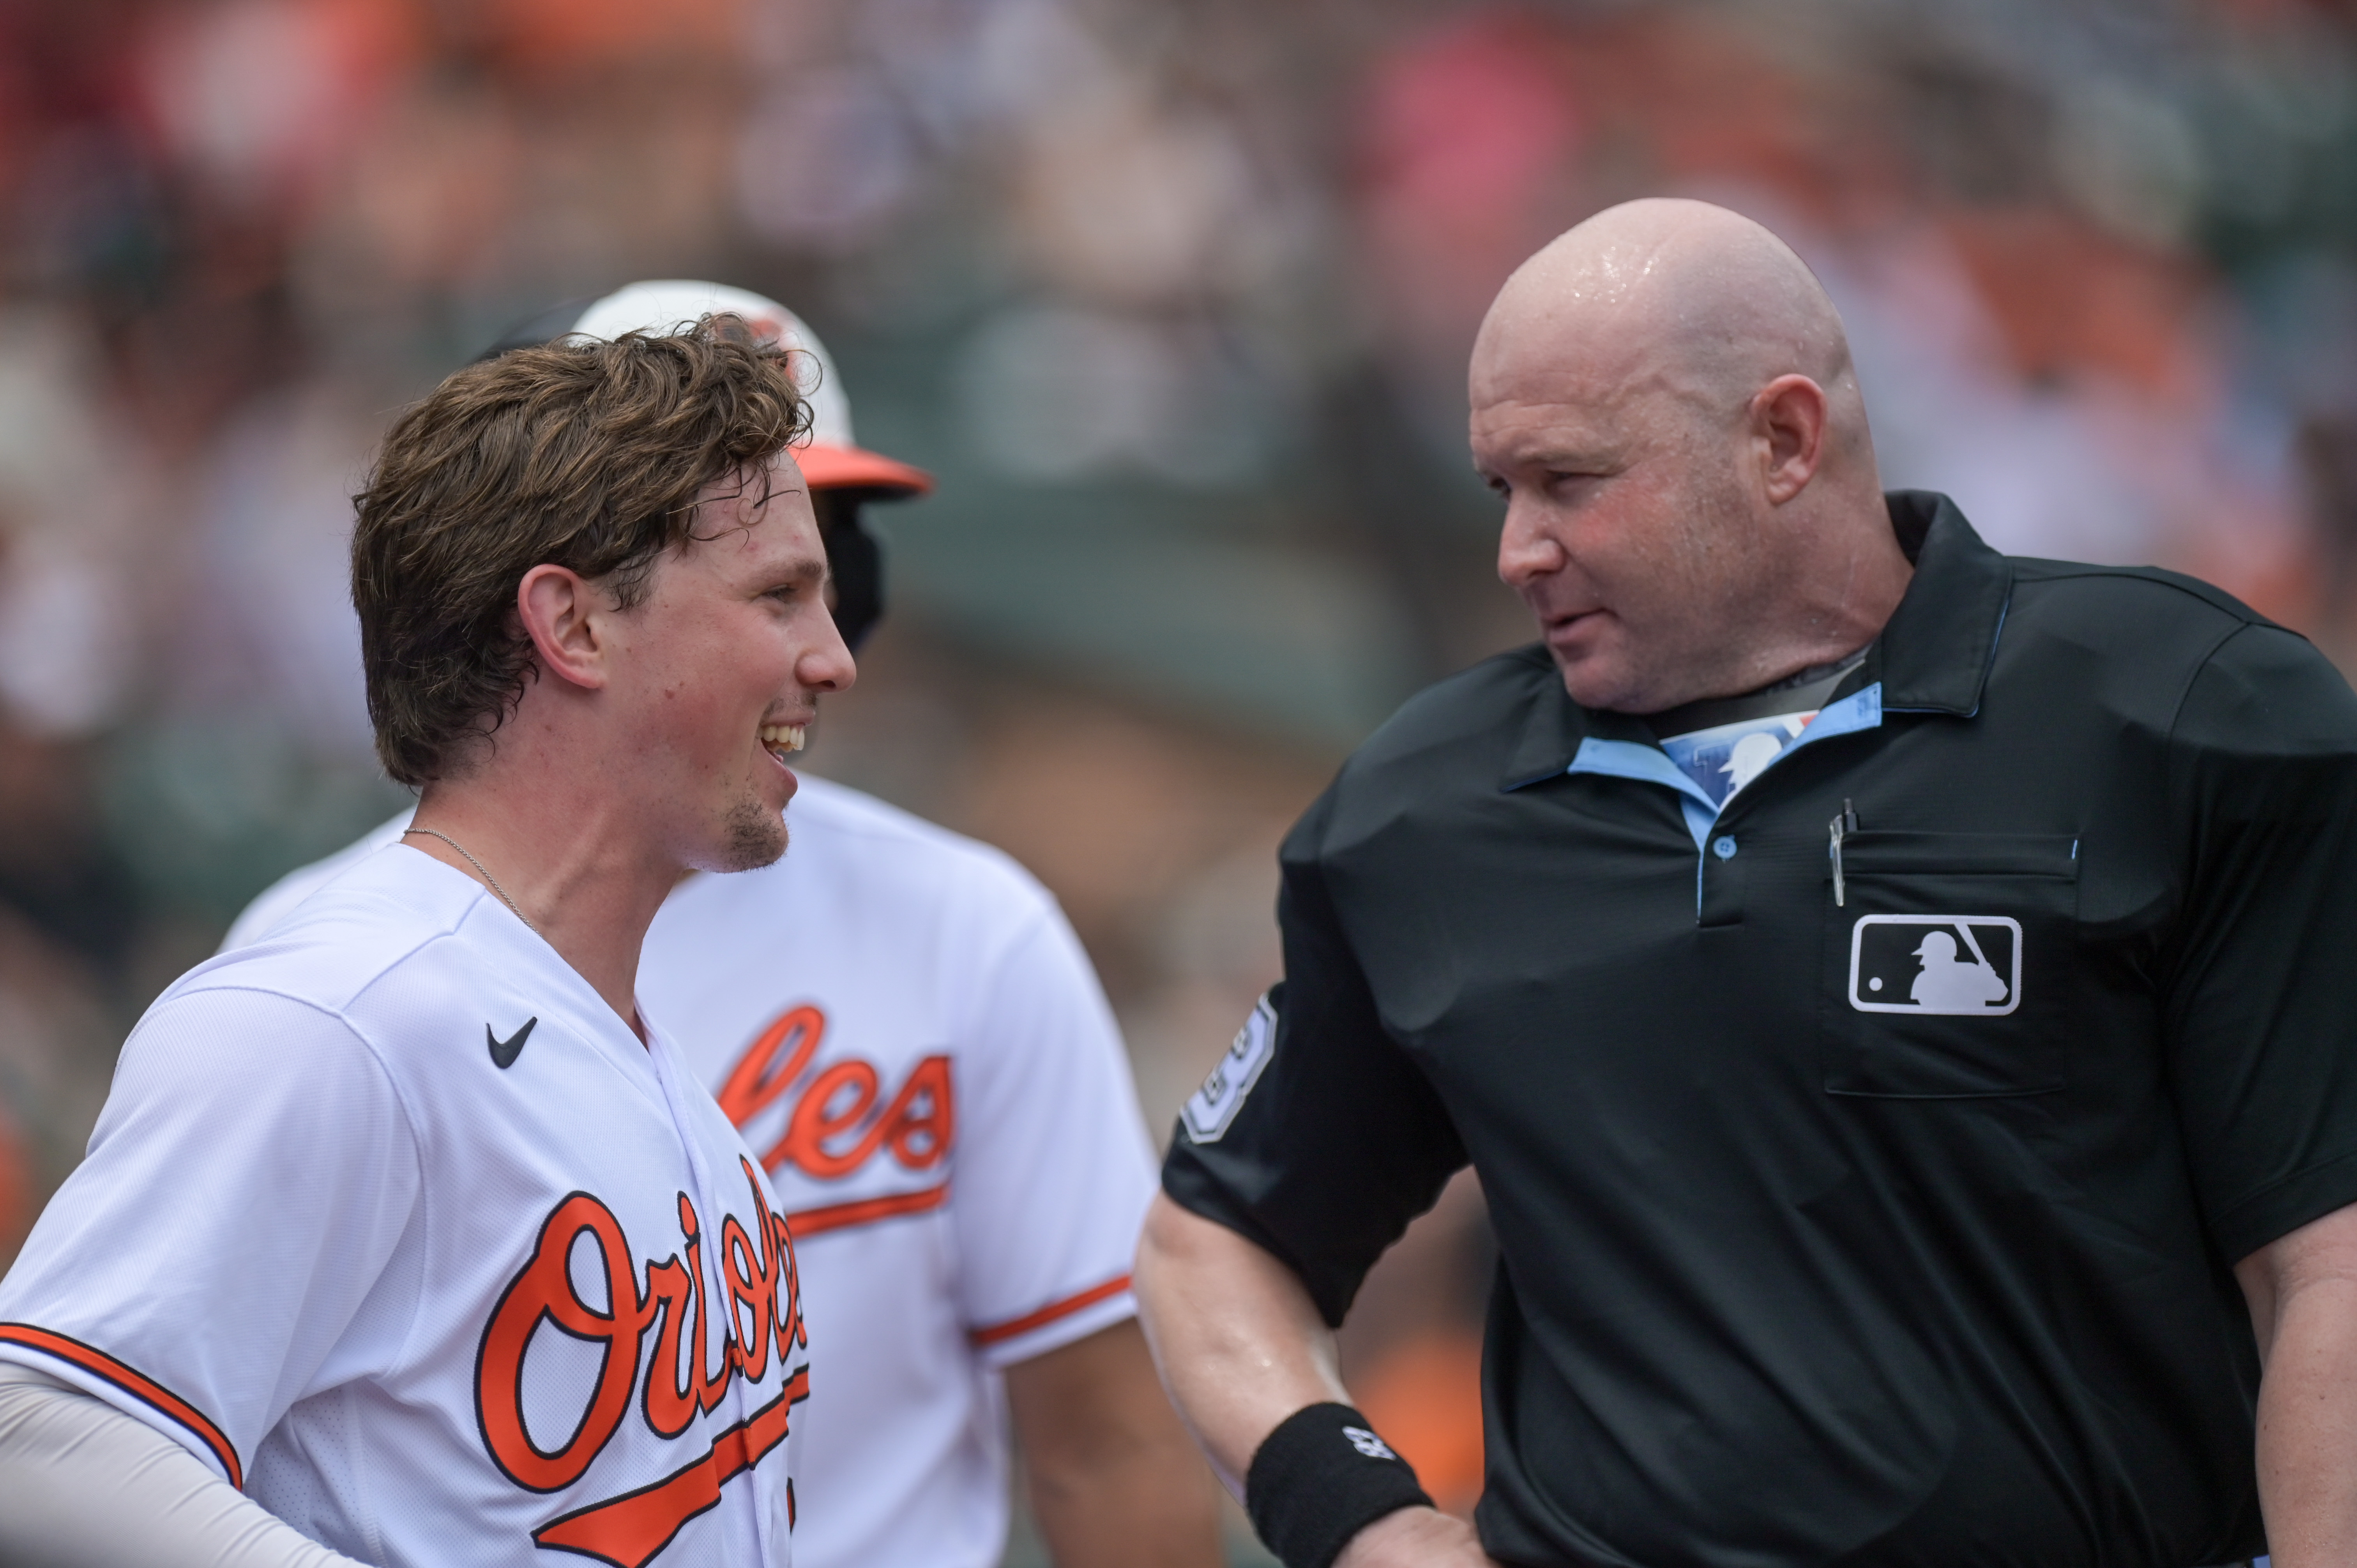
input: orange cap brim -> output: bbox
[793,442,934,496]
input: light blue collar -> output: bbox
[1565,683,1883,851]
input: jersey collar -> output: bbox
[1870,489,2013,718]
[1500,489,2013,791]
[370,845,668,1091]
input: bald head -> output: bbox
[1475,198,1859,432]
[1471,199,1908,714]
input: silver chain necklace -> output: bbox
[401,826,538,934]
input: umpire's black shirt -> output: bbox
[1165,493,2357,1567]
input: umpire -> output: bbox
[1135,197,2357,1568]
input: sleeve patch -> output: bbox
[1181,995,1277,1144]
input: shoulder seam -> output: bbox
[2009,561,2270,626]
[148,983,431,1211]
[327,897,483,1018]
[214,871,474,1012]
[2161,620,2274,892]
[129,982,433,1374]
[2164,620,2292,747]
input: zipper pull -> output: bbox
[1829,810,1848,907]
[1843,798,1859,834]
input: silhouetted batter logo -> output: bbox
[1847,915,2020,1016]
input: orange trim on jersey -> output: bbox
[969,1275,1134,1349]
[0,1323,243,1488]
[532,1368,809,1568]
[784,1181,948,1238]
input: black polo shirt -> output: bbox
[1164,492,2357,1568]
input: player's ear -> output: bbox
[516,565,610,691]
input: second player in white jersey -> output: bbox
[226,775,1157,1568]
[5,847,810,1565]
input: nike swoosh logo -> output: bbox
[488,1017,537,1069]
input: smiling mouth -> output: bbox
[759,723,806,762]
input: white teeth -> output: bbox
[759,724,806,756]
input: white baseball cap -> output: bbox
[488,279,933,495]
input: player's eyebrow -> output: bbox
[765,556,829,593]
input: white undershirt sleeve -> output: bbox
[0,1364,363,1568]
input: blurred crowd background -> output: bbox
[0,0,2353,1559]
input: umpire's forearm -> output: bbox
[1133,1192,1349,1496]
[2250,1273,2357,1566]
[2238,1201,2357,1568]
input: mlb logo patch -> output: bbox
[1848,915,2021,1016]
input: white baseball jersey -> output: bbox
[221,775,1160,1568]
[0,846,810,1567]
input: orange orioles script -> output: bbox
[716,1006,952,1224]
[475,1157,808,1567]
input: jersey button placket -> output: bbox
[1698,823,1745,927]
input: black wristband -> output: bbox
[1244,1402,1434,1568]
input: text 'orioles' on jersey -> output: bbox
[0,846,811,1568]
[222,774,1159,1568]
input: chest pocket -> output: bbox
[1820,831,2080,1098]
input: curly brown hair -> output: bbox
[352,321,813,786]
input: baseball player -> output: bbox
[0,324,831,1564]
[219,283,1223,1568]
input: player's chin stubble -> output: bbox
[712,796,790,873]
